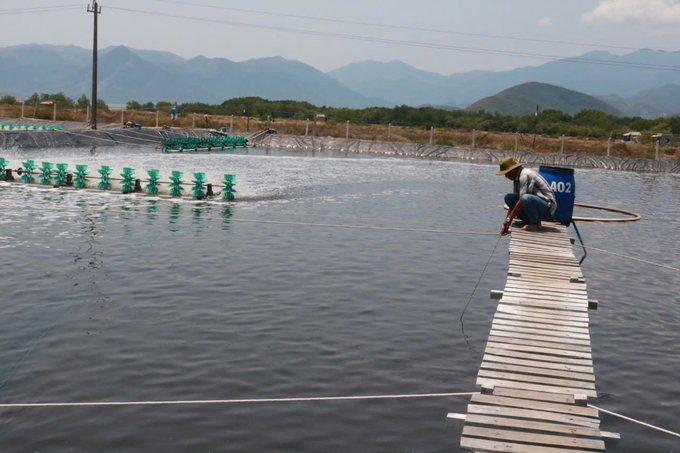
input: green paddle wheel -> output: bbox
[191,172,208,199]
[39,162,53,185]
[222,174,237,200]
[120,168,136,193]
[168,171,184,197]
[145,169,161,195]
[98,166,113,190]
[20,160,36,183]
[0,158,9,180]
[73,165,90,189]
[52,163,69,187]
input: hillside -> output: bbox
[465,82,624,116]
[329,50,680,111]
[0,44,385,108]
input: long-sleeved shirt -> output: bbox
[513,167,557,214]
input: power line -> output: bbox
[107,6,680,72]
[0,5,82,15]
[149,0,657,53]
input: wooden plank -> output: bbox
[461,437,599,453]
[508,274,584,284]
[497,304,589,320]
[487,341,592,359]
[493,318,589,333]
[467,404,599,428]
[499,298,589,313]
[498,294,590,307]
[510,259,580,269]
[511,236,573,244]
[470,395,599,419]
[494,313,589,329]
[507,268,583,279]
[488,336,592,355]
[508,247,576,254]
[476,378,598,398]
[480,361,595,382]
[462,427,605,451]
[491,323,591,340]
[463,414,603,438]
[492,387,576,404]
[502,291,589,302]
[500,291,589,304]
[502,287,589,300]
[507,277,587,290]
[483,354,594,374]
[509,245,574,254]
[489,330,591,347]
[477,370,596,390]
[500,295,589,307]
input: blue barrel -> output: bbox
[539,166,575,225]
[221,127,227,133]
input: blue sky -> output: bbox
[2,0,680,74]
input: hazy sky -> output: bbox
[2,0,680,74]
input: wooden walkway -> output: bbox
[449,223,619,452]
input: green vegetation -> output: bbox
[126,100,155,110]
[0,95,19,105]
[155,96,679,139]
[466,82,623,117]
[76,94,90,108]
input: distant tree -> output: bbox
[27,93,40,103]
[142,102,155,110]
[36,92,74,108]
[76,94,91,108]
[0,95,18,105]
[126,100,142,110]
[156,101,172,109]
[96,99,109,111]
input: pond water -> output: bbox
[0,147,678,452]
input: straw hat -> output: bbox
[496,157,523,175]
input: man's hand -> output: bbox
[500,219,511,236]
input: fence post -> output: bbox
[387,123,391,141]
[230,115,234,133]
[607,138,611,157]
[267,115,270,129]
[305,118,309,137]
[121,109,124,125]
[313,115,317,137]
[430,126,434,145]
[156,110,159,128]
[53,103,57,121]
[655,138,660,160]
[192,112,196,129]
[561,135,565,153]
[86,105,90,122]
[346,120,350,139]
[472,129,476,148]
[21,101,25,118]
[515,132,519,151]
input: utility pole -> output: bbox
[88,1,101,129]
[532,104,539,148]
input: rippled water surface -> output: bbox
[0,146,678,452]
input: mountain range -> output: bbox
[1,44,679,118]
[0,44,383,108]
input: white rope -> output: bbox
[589,403,680,438]
[581,245,680,273]
[194,216,500,236]
[0,392,478,408]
